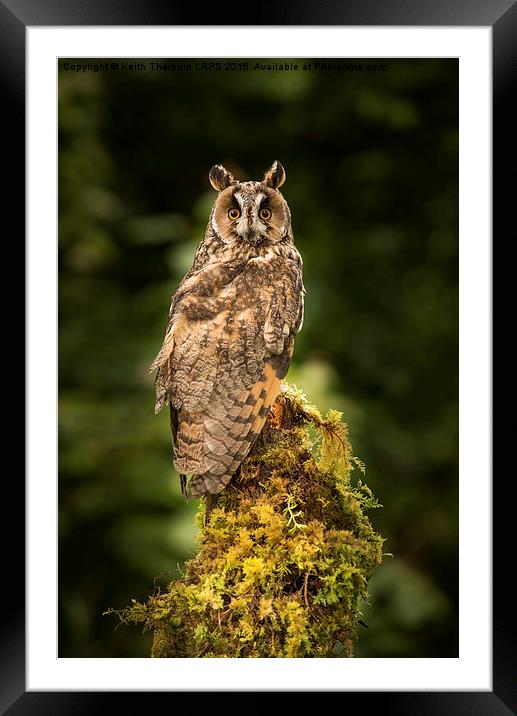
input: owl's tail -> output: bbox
[173,348,293,499]
[187,472,233,498]
[174,416,237,498]
[173,400,265,499]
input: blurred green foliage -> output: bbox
[58,58,458,658]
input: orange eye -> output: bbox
[228,208,240,221]
[259,207,272,221]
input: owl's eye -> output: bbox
[259,207,272,221]
[228,208,241,221]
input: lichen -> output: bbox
[106,384,384,657]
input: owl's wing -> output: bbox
[150,258,245,413]
[151,248,303,496]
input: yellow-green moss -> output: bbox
[107,385,384,657]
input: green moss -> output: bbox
[107,385,384,657]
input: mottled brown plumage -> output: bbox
[149,161,304,497]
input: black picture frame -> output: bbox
[5,0,507,712]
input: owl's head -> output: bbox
[208,161,292,245]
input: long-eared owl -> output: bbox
[149,161,304,498]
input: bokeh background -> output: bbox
[58,58,458,658]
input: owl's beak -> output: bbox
[238,219,258,242]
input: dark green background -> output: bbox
[58,58,458,658]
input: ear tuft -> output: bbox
[263,160,286,189]
[209,164,236,191]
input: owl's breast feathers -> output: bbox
[150,243,304,497]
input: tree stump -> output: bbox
[111,385,384,658]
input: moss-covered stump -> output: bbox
[113,385,384,657]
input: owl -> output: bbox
[149,161,304,498]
